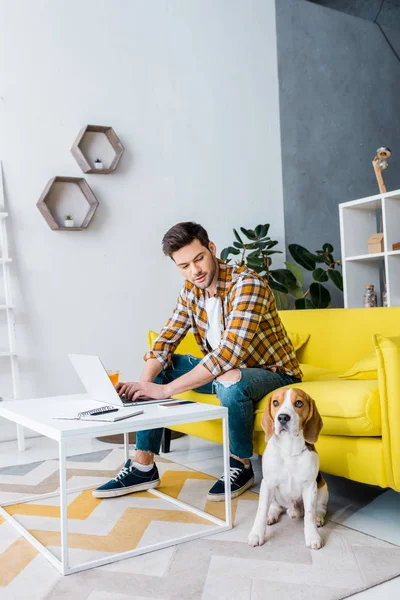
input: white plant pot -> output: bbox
[94,161,103,170]
[64,220,74,228]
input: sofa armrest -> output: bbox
[374,334,400,490]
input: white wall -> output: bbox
[0,0,284,440]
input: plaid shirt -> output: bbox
[144,260,302,379]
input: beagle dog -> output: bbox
[248,388,328,550]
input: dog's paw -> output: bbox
[316,511,325,528]
[287,506,302,519]
[266,515,279,525]
[305,533,323,550]
[248,529,265,547]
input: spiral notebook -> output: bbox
[53,405,144,422]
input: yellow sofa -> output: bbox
[148,306,400,493]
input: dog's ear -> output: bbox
[303,395,323,444]
[261,399,275,442]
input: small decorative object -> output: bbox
[372,147,391,193]
[64,215,74,227]
[382,285,388,307]
[392,242,400,251]
[363,284,377,308]
[94,158,103,170]
[367,233,384,254]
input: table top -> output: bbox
[0,395,227,442]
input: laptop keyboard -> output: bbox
[120,395,168,407]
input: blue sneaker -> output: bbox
[92,459,160,498]
[207,456,254,502]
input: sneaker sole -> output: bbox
[206,476,255,502]
[92,479,160,499]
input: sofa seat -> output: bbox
[253,380,381,437]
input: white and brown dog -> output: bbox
[248,388,328,550]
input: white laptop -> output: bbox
[68,354,174,407]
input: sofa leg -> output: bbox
[162,428,172,453]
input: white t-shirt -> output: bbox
[205,295,222,350]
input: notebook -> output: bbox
[53,405,144,422]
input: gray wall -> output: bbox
[277,0,400,307]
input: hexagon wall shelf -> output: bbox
[71,125,124,174]
[36,176,99,230]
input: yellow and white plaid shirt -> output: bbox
[144,260,302,380]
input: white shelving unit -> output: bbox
[339,189,400,308]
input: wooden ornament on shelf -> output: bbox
[36,176,99,230]
[372,147,391,194]
[367,233,384,254]
[393,242,400,251]
[71,125,124,174]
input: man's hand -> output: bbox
[116,381,171,402]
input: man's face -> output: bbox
[172,239,217,290]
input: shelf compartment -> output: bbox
[340,198,384,258]
[387,254,400,307]
[71,125,124,174]
[344,258,385,308]
[36,176,99,231]
[383,195,400,253]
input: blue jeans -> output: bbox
[136,354,300,459]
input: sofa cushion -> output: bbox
[300,363,343,381]
[338,350,377,380]
[254,380,381,437]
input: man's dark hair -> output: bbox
[162,222,210,257]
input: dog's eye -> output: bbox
[294,400,303,408]
[272,400,279,407]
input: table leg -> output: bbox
[222,414,232,528]
[124,432,130,462]
[59,440,69,574]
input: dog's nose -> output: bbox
[278,413,291,424]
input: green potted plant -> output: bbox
[64,215,74,228]
[221,224,343,309]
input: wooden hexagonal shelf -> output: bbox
[36,176,99,230]
[71,125,124,174]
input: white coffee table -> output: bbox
[0,394,231,575]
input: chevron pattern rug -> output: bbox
[0,448,400,600]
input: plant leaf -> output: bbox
[270,268,297,288]
[287,285,304,299]
[284,260,304,286]
[233,229,243,244]
[288,244,316,271]
[309,283,331,308]
[264,240,279,249]
[240,227,257,240]
[273,289,290,310]
[322,243,334,253]
[247,249,261,258]
[328,269,343,291]
[255,224,264,238]
[228,246,241,255]
[312,267,328,283]
[246,257,264,269]
[220,247,230,262]
[295,298,307,310]
[233,241,244,249]
[260,224,270,238]
[268,279,288,294]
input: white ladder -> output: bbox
[0,162,25,451]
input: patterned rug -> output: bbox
[0,448,400,600]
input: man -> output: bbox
[93,222,302,501]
